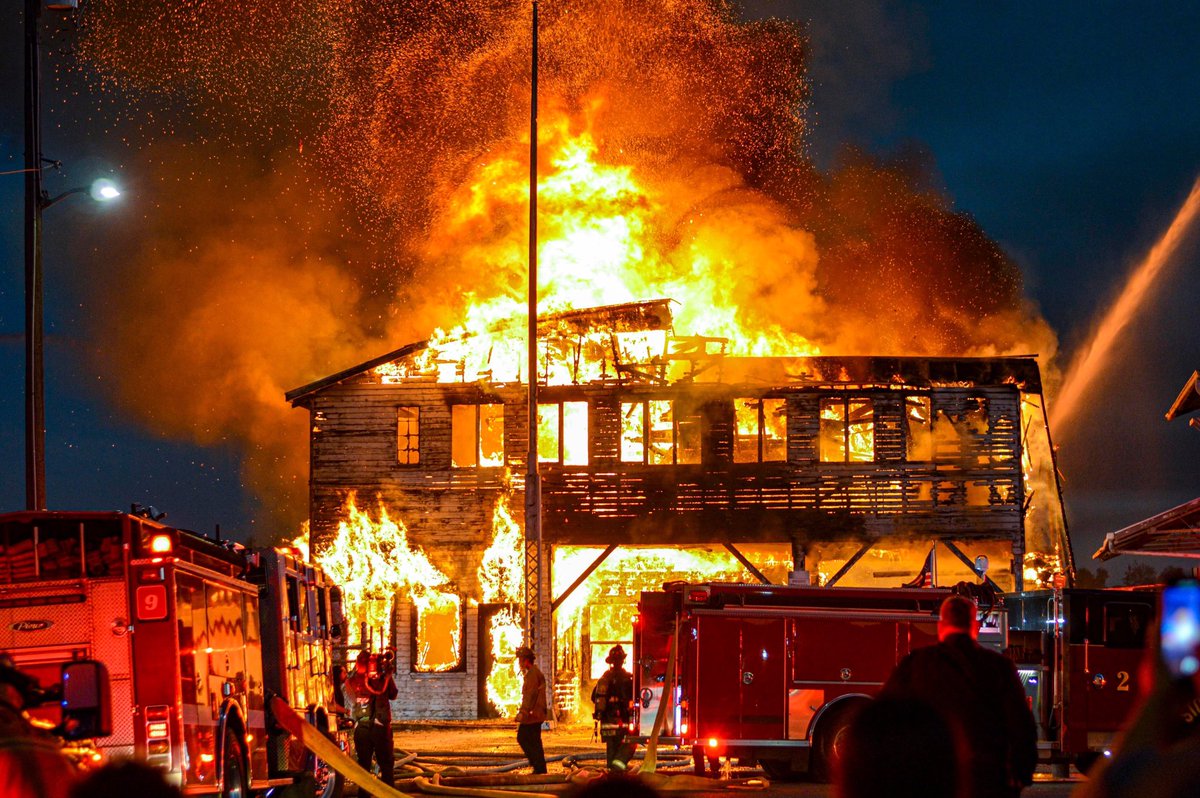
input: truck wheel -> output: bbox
[221,728,249,798]
[810,704,857,783]
[1075,752,1103,775]
[310,731,345,798]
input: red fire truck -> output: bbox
[632,582,1008,781]
[0,510,347,797]
[1007,588,1157,773]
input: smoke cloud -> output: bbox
[70,0,1059,533]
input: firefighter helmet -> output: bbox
[606,644,626,665]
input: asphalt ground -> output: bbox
[358,721,1085,797]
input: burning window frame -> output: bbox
[451,403,505,468]
[819,396,876,463]
[733,396,788,463]
[538,401,589,465]
[409,594,467,674]
[396,406,420,465]
[620,398,701,465]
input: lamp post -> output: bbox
[23,0,119,510]
[25,0,47,511]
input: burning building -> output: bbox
[286,298,1072,720]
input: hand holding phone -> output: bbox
[1161,580,1200,679]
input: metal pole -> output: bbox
[24,0,46,511]
[524,0,544,651]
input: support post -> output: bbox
[550,543,617,612]
[722,543,772,585]
[825,541,873,587]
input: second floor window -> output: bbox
[538,401,589,465]
[451,403,504,467]
[819,397,875,462]
[621,400,700,465]
[904,395,933,461]
[397,407,420,464]
[734,397,787,463]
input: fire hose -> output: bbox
[270,697,576,797]
[271,697,765,794]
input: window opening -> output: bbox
[539,402,589,465]
[904,396,933,461]
[820,397,875,462]
[451,403,505,467]
[734,397,787,463]
[396,407,420,465]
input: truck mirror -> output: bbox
[60,660,112,740]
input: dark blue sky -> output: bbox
[1,2,1197,567]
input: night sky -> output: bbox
[0,2,1197,571]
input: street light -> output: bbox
[24,0,121,510]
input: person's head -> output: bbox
[937,595,978,642]
[605,645,626,667]
[836,697,964,798]
[568,774,662,798]
[516,646,536,670]
[70,759,182,798]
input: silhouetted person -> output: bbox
[515,645,548,774]
[591,644,635,771]
[70,760,181,798]
[836,696,965,798]
[881,594,1036,798]
[0,656,78,798]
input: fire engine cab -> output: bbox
[1008,588,1157,773]
[0,510,346,797]
[633,581,1008,781]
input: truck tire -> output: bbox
[310,728,345,798]
[221,728,249,798]
[810,703,858,783]
[1075,752,1103,775]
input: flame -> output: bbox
[485,608,525,717]
[478,490,527,715]
[311,494,461,671]
[370,118,824,388]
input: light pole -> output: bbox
[23,0,119,510]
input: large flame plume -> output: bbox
[68,0,1061,528]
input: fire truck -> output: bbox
[1007,587,1157,773]
[0,510,347,797]
[632,581,1008,781]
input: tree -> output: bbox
[1158,566,1189,585]
[1121,563,1159,586]
[1075,567,1109,588]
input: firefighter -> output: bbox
[346,649,398,791]
[514,646,548,774]
[591,644,635,771]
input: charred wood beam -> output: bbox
[722,542,772,585]
[550,543,618,612]
[940,539,1003,593]
[825,542,873,587]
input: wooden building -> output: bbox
[287,300,1071,719]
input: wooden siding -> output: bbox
[308,380,1024,554]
